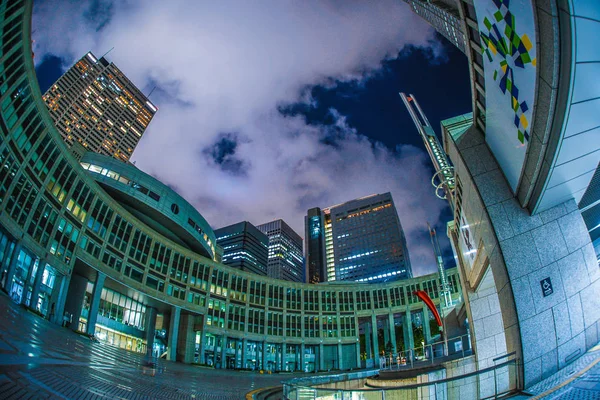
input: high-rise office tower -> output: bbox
[306,193,412,283]
[256,220,304,283]
[43,52,157,162]
[402,0,466,54]
[214,221,268,276]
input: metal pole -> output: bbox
[494,366,498,399]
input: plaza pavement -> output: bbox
[0,293,290,399]
[1,290,599,399]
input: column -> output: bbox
[404,309,414,352]
[423,305,432,344]
[241,338,248,369]
[199,331,206,364]
[167,306,180,361]
[145,307,157,357]
[371,314,379,367]
[29,261,47,311]
[4,242,21,293]
[388,313,397,353]
[281,343,287,372]
[21,257,38,306]
[365,322,372,360]
[261,341,267,370]
[220,336,227,368]
[383,320,390,351]
[337,343,343,370]
[177,314,195,364]
[300,343,305,372]
[63,273,88,332]
[52,273,71,325]
[319,343,324,371]
[355,342,361,369]
[86,271,106,335]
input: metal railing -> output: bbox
[379,333,472,371]
[283,352,519,400]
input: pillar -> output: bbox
[4,242,21,294]
[21,257,38,306]
[281,343,287,371]
[241,338,248,369]
[167,306,180,361]
[423,305,432,345]
[29,261,46,311]
[300,343,305,372]
[319,343,324,371]
[145,307,157,357]
[261,341,267,370]
[388,313,397,353]
[356,342,361,369]
[371,314,379,367]
[337,343,343,370]
[63,273,88,332]
[86,271,106,335]
[220,336,227,368]
[199,331,206,364]
[52,273,71,325]
[365,322,372,359]
[383,320,390,350]
[177,314,195,363]
[404,309,414,353]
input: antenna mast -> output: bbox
[400,93,455,206]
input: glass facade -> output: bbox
[307,193,413,283]
[42,51,157,162]
[256,220,304,283]
[215,221,268,276]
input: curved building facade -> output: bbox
[0,1,464,373]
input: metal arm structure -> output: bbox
[399,93,456,207]
[428,223,453,309]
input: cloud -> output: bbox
[33,0,450,276]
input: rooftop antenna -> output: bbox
[147,86,157,98]
[428,222,453,309]
[100,47,115,60]
[400,92,455,205]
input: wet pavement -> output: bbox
[0,293,289,399]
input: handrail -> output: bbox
[283,353,518,399]
[377,333,472,370]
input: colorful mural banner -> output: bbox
[473,0,537,191]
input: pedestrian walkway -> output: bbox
[522,342,600,399]
[0,293,289,399]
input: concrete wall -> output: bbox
[446,124,600,388]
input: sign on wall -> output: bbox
[473,0,537,191]
[457,214,477,272]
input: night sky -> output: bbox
[33,1,472,276]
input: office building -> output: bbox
[42,51,157,162]
[256,220,304,282]
[306,193,413,283]
[401,0,466,54]
[214,222,268,276]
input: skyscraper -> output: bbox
[306,193,412,283]
[43,52,157,162]
[214,221,269,276]
[402,0,466,54]
[256,220,304,283]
